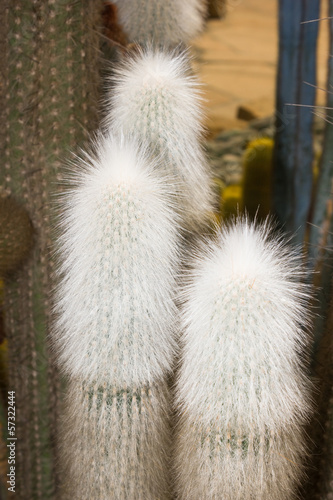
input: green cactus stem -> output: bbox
[0,2,103,498]
[241,138,273,221]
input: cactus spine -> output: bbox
[55,134,179,499]
[106,48,213,232]
[174,218,312,500]
[112,0,206,46]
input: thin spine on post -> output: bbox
[105,48,214,233]
[174,218,312,500]
[112,0,206,46]
[54,133,179,499]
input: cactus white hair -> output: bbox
[105,48,213,231]
[112,0,206,46]
[60,378,172,500]
[54,133,179,387]
[174,217,312,500]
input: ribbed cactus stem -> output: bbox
[0,2,102,498]
[112,0,206,46]
[55,134,179,499]
[175,218,312,500]
[106,48,213,232]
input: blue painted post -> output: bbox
[273,0,320,245]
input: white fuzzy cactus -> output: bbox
[112,0,206,46]
[54,133,179,499]
[174,218,312,500]
[55,133,179,387]
[105,48,213,232]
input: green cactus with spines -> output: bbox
[0,2,103,498]
[221,184,242,221]
[241,137,274,221]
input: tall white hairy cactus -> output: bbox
[54,133,179,499]
[112,0,206,46]
[175,218,312,500]
[106,48,213,232]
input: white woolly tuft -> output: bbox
[105,48,214,231]
[112,0,206,46]
[54,133,180,387]
[175,217,312,500]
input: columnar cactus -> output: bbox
[0,2,102,498]
[105,48,214,232]
[112,0,206,46]
[55,134,179,499]
[174,218,312,500]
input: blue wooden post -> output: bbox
[273,0,320,245]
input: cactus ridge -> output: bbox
[54,133,180,387]
[106,48,214,230]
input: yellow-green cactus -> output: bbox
[221,184,242,220]
[241,137,274,220]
